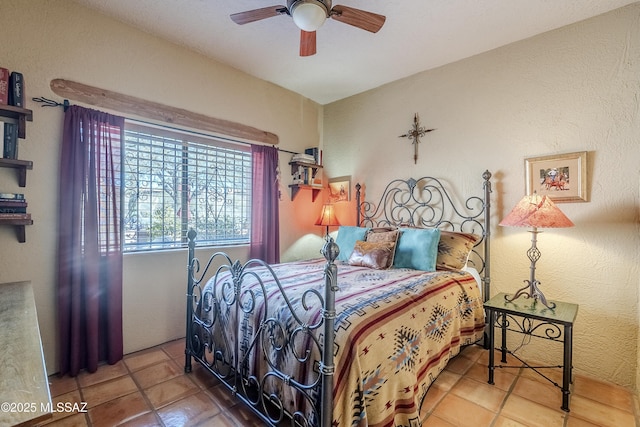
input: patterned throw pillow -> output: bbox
[437,231,480,271]
[365,228,400,266]
[348,240,397,270]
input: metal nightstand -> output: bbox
[484,292,579,412]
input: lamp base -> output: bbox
[505,279,556,310]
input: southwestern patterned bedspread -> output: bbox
[197,258,485,427]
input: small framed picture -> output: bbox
[328,176,351,202]
[525,151,588,202]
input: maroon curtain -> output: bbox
[57,105,125,376]
[249,145,280,263]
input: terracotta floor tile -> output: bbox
[501,394,565,427]
[572,373,635,413]
[156,392,222,426]
[432,393,496,426]
[124,348,170,372]
[77,361,129,388]
[37,413,89,427]
[132,359,183,389]
[420,384,448,418]
[466,361,517,391]
[568,394,636,427]
[88,391,151,427]
[56,338,638,427]
[162,338,187,360]
[39,389,84,425]
[144,375,200,409]
[450,377,506,412]
[118,411,162,427]
[492,415,530,426]
[429,369,460,392]
[444,353,476,375]
[459,344,486,363]
[421,414,456,426]
[511,376,563,411]
[81,375,138,408]
[47,375,79,398]
[566,415,604,427]
[518,364,564,387]
[224,402,267,426]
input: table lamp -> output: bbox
[315,203,340,240]
[499,192,574,309]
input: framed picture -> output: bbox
[328,176,351,202]
[525,151,588,202]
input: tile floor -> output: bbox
[39,339,639,427]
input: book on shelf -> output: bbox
[9,72,24,108]
[3,122,18,159]
[0,212,31,220]
[0,192,25,200]
[0,68,9,105]
[304,147,322,165]
[0,199,27,207]
[0,206,27,214]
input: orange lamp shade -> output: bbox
[499,193,574,229]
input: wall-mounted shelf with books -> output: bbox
[289,161,323,201]
[0,98,34,242]
[0,104,33,139]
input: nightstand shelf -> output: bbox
[484,292,579,412]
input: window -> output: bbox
[123,122,251,252]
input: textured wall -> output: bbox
[0,0,324,373]
[323,4,640,388]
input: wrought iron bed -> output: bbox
[184,170,492,427]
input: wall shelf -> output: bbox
[0,104,34,242]
[0,104,33,139]
[289,161,323,201]
[289,184,323,202]
[0,217,33,243]
[0,158,33,187]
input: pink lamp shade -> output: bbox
[499,193,574,229]
[315,203,340,226]
[315,203,340,237]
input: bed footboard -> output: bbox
[185,229,339,427]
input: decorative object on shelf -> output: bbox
[398,113,435,164]
[315,203,340,239]
[525,151,588,202]
[499,192,574,309]
[328,175,350,202]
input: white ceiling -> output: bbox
[72,0,636,105]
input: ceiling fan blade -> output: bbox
[300,30,317,56]
[330,5,385,33]
[230,6,287,25]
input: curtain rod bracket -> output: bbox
[31,97,70,112]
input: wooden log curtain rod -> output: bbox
[46,79,279,145]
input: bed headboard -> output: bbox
[355,170,492,300]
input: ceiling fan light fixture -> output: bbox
[291,1,327,32]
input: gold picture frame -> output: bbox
[525,151,588,202]
[328,176,351,202]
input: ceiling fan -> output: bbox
[230,0,386,57]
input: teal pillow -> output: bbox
[393,227,441,271]
[335,226,370,262]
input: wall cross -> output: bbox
[398,113,435,164]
